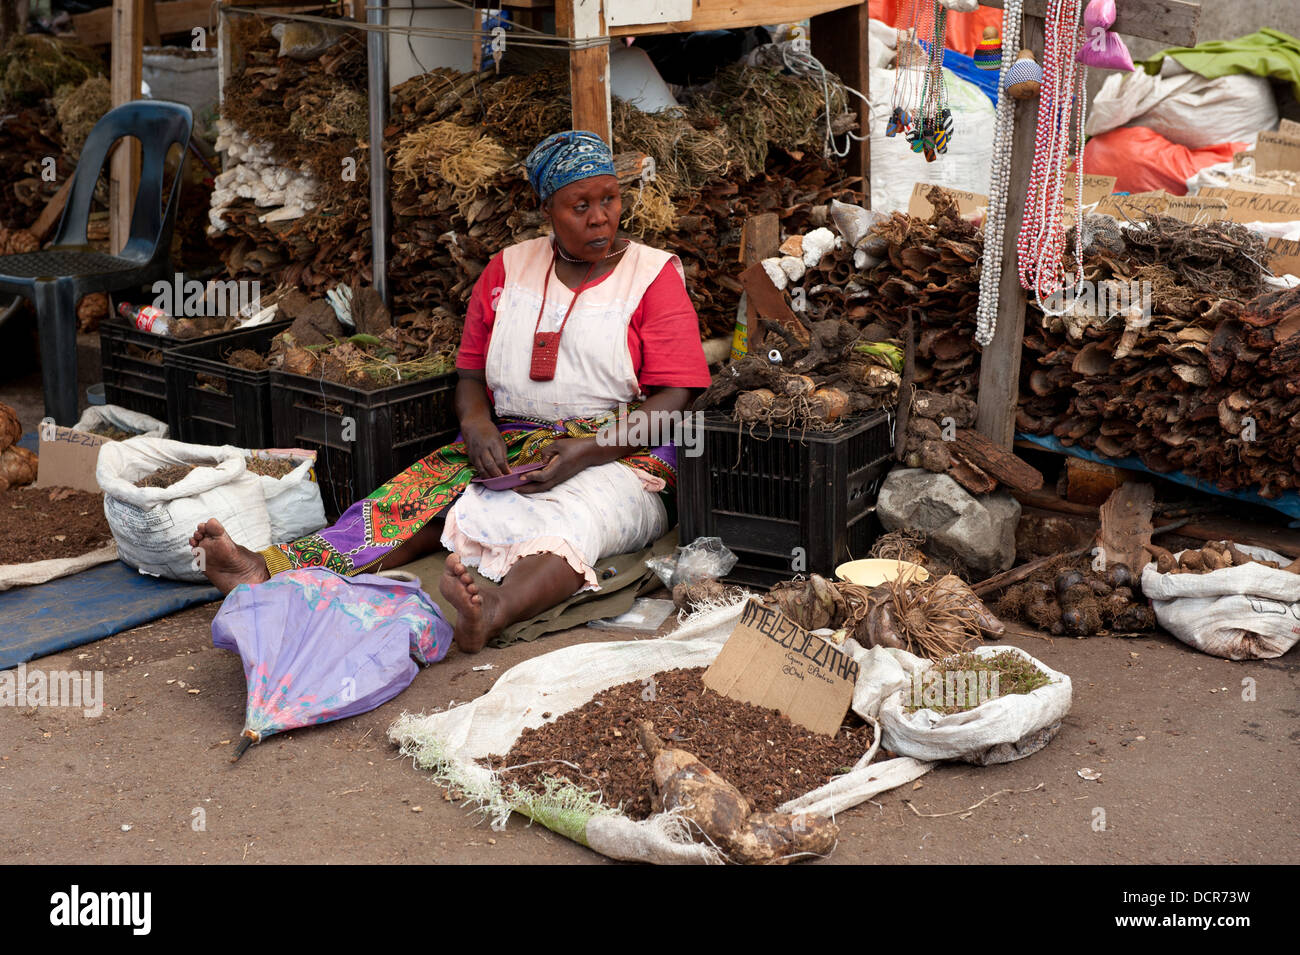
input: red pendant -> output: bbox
[530,333,559,381]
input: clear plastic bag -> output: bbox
[646,536,738,589]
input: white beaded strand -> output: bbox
[973,0,1022,347]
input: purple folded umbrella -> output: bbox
[212,568,453,760]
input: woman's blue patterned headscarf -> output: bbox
[524,130,616,203]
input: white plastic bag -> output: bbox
[869,66,994,214]
[389,600,933,865]
[96,437,271,581]
[1141,544,1300,660]
[73,404,168,439]
[247,449,327,544]
[878,645,1072,765]
[1087,64,1277,150]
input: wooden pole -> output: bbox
[366,0,391,303]
[559,0,611,144]
[975,12,1043,448]
[110,0,144,256]
[810,2,871,201]
[974,0,1200,448]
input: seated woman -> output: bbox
[191,130,711,653]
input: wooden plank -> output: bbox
[143,0,161,45]
[737,212,780,357]
[606,0,862,35]
[559,0,612,144]
[738,262,811,349]
[29,179,73,243]
[1012,487,1101,517]
[1066,456,1130,506]
[811,2,869,199]
[975,13,1042,448]
[977,0,1198,46]
[1097,481,1154,575]
[740,212,779,265]
[74,0,211,45]
[110,0,144,256]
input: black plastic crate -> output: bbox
[269,369,458,518]
[164,321,291,447]
[100,291,275,424]
[679,410,895,589]
[99,317,184,423]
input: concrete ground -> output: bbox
[1,597,1295,865]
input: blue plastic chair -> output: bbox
[0,100,193,425]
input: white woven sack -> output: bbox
[878,644,1072,765]
[390,600,933,864]
[247,450,327,544]
[74,404,167,438]
[1142,544,1300,660]
[96,437,270,582]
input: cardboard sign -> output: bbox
[1253,130,1300,175]
[35,426,110,494]
[1197,187,1300,223]
[1280,118,1300,138]
[1093,191,1169,220]
[907,182,986,220]
[702,599,858,737]
[1064,174,1117,208]
[1161,195,1229,223]
[1267,237,1300,278]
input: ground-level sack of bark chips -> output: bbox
[388,600,935,865]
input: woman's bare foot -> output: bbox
[190,519,270,595]
[439,554,502,653]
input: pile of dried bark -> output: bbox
[384,62,861,336]
[211,15,370,295]
[749,187,983,393]
[860,189,983,394]
[1016,216,1300,498]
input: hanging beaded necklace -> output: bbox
[974,0,1024,346]
[913,3,952,162]
[1016,0,1088,307]
[885,0,928,141]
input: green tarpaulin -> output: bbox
[1143,28,1300,101]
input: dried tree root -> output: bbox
[635,721,839,865]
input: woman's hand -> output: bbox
[455,371,508,477]
[516,438,596,494]
[462,415,509,478]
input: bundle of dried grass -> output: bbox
[479,66,571,150]
[52,75,110,162]
[0,35,102,108]
[622,178,677,236]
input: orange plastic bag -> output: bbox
[870,0,1002,57]
[1082,126,1247,196]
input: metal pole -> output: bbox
[366,2,390,305]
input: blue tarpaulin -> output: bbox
[1016,432,1300,524]
[918,40,1000,105]
[0,560,219,670]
